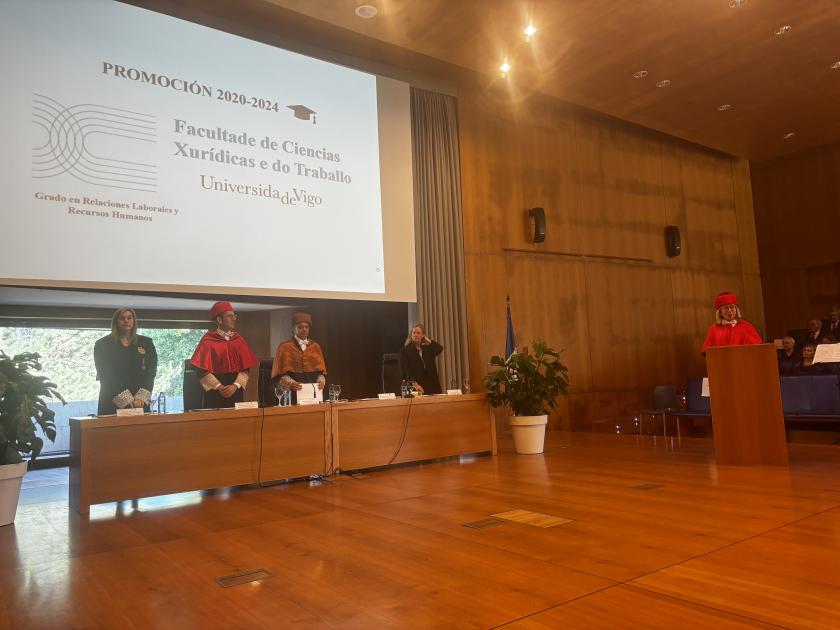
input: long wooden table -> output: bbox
[70,393,495,514]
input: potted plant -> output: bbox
[0,351,63,526]
[483,340,569,454]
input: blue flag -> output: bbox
[505,300,516,359]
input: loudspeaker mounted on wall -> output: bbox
[665,225,681,257]
[528,207,546,243]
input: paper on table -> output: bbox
[701,377,710,398]
[813,343,840,364]
[296,383,323,404]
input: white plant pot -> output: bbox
[0,461,28,527]
[509,415,548,454]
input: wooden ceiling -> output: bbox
[257,0,840,162]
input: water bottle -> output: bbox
[157,392,166,414]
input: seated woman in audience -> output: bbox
[94,307,157,415]
[777,336,801,375]
[399,324,443,395]
[794,343,829,374]
[701,292,762,353]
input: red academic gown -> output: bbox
[190,331,259,375]
[701,320,762,354]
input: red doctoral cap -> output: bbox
[714,292,737,309]
[210,301,234,320]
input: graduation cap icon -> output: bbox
[287,104,316,124]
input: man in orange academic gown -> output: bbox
[189,301,260,408]
[271,312,327,403]
[701,291,763,353]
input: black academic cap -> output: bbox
[287,104,316,121]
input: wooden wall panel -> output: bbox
[752,143,840,337]
[584,263,676,391]
[459,80,763,430]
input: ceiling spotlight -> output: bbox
[355,4,378,18]
[499,58,512,76]
[782,131,796,139]
[774,25,792,36]
[633,70,648,79]
[717,104,732,111]
[831,61,840,69]
[728,0,746,7]
[656,79,671,88]
[523,22,537,41]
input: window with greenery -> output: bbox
[0,326,206,455]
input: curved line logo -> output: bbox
[31,94,158,192]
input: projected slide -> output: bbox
[0,0,412,298]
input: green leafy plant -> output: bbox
[0,351,64,465]
[483,339,569,416]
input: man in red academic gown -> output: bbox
[190,301,260,408]
[701,291,763,353]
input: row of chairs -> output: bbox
[637,375,840,437]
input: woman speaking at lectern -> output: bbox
[701,292,762,353]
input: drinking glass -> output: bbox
[275,384,291,407]
[462,378,471,394]
[329,384,342,402]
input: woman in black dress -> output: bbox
[93,308,158,415]
[399,324,443,395]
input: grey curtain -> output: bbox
[410,88,469,390]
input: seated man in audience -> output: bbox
[800,318,825,348]
[777,336,801,375]
[823,307,840,339]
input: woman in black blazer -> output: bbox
[399,324,443,395]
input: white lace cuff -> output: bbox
[134,388,152,404]
[200,373,222,392]
[112,389,134,409]
[234,372,249,389]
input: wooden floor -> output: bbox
[2,432,840,629]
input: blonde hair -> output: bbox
[405,323,426,346]
[715,305,742,325]
[110,307,138,344]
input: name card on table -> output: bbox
[446,389,463,396]
[297,383,323,405]
[234,401,259,409]
[116,408,144,417]
[378,393,396,400]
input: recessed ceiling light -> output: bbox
[728,0,747,7]
[656,79,671,88]
[717,104,732,111]
[633,70,648,79]
[499,58,511,76]
[523,22,537,41]
[355,4,378,18]
[782,131,796,139]
[774,25,792,36]
[831,61,840,69]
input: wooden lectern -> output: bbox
[706,343,788,466]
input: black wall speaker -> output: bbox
[665,225,681,257]
[529,207,546,243]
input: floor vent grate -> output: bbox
[491,509,574,528]
[215,568,272,588]
[463,517,506,530]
